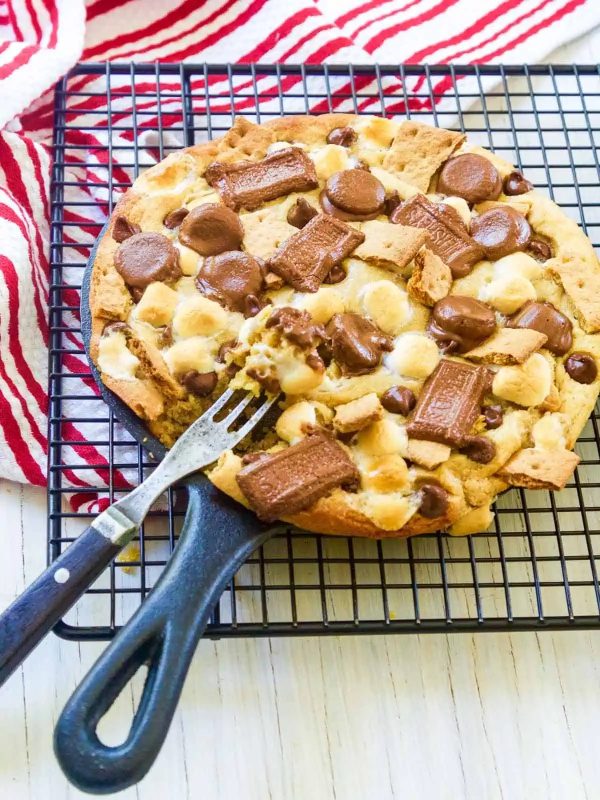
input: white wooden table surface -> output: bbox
[2,33,600,800]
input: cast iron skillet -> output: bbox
[53,225,284,793]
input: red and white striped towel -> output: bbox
[0,0,598,498]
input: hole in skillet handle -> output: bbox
[56,225,283,793]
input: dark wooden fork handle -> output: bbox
[54,479,277,794]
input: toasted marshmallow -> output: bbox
[492,353,552,407]
[360,280,412,335]
[385,332,440,379]
[134,282,179,327]
[98,331,139,381]
[173,295,228,338]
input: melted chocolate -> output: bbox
[197,250,264,316]
[181,370,218,396]
[246,367,281,395]
[460,435,496,464]
[179,203,243,256]
[323,263,347,284]
[205,147,318,211]
[470,206,531,260]
[428,296,496,354]
[564,352,598,384]
[528,238,552,261]
[287,197,318,229]
[236,430,360,521]
[266,307,326,349]
[391,194,484,278]
[163,207,189,229]
[483,405,503,429]
[407,360,491,448]
[268,213,364,293]
[437,153,502,204]
[508,301,573,356]
[326,312,393,376]
[381,386,416,416]
[503,171,533,196]
[114,232,181,288]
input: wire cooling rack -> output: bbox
[49,63,600,640]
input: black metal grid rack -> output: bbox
[49,63,600,640]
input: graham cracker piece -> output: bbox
[353,221,427,274]
[465,328,548,365]
[407,439,451,469]
[499,447,580,490]
[333,393,384,433]
[548,258,600,333]
[407,247,452,306]
[382,121,465,192]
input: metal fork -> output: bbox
[0,389,277,687]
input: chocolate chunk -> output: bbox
[483,404,503,429]
[384,190,401,217]
[163,207,189,229]
[268,213,364,293]
[181,370,218,397]
[428,296,496,354]
[528,237,552,261]
[115,232,181,288]
[460,435,496,464]
[247,366,280,394]
[503,171,533,196]
[112,216,141,243]
[205,147,318,211]
[197,251,264,316]
[236,430,359,521]
[508,301,573,355]
[565,352,598,384]
[470,206,531,260]
[391,194,484,278]
[327,126,357,147]
[407,359,491,448]
[179,203,243,256]
[321,169,385,220]
[287,197,318,229]
[323,263,346,284]
[419,484,449,518]
[266,307,325,349]
[381,386,416,416]
[437,154,502,204]
[326,312,393,376]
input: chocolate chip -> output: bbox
[483,404,503,429]
[326,312,393,376]
[323,263,347,284]
[115,232,182,288]
[565,352,598,384]
[197,251,264,315]
[384,190,401,217]
[381,386,416,415]
[129,286,144,303]
[216,339,237,363]
[419,484,449,518]
[508,301,572,355]
[163,207,189,229]
[158,324,174,348]
[470,206,531,261]
[326,126,357,147]
[287,197,318,229]
[428,296,496,354]
[112,216,141,243]
[437,154,502,204]
[247,367,281,395]
[181,370,218,397]
[527,237,552,261]
[321,169,386,220]
[460,435,496,464]
[179,203,243,256]
[503,171,533,196]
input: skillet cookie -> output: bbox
[90,114,600,538]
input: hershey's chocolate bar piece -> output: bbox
[407,359,491,447]
[236,430,359,521]
[391,194,484,278]
[205,147,318,211]
[268,213,365,292]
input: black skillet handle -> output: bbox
[0,526,121,686]
[54,479,277,795]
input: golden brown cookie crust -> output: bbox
[90,114,600,538]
